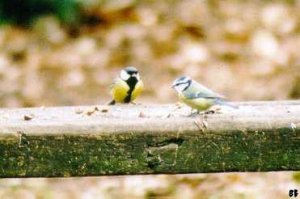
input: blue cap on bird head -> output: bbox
[172,76,192,92]
[172,76,192,87]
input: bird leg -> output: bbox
[107,100,116,105]
[188,109,200,117]
[204,110,216,114]
[204,106,222,114]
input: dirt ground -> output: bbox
[0,0,299,198]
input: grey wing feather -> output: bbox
[109,78,117,89]
[184,91,224,99]
[184,81,225,99]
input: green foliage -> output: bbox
[0,0,81,26]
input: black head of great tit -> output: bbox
[108,66,144,105]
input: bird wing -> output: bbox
[110,78,130,102]
[184,81,225,99]
[186,92,224,99]
[109,78,118,90]
[109,77,126,91]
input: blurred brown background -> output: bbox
[0,0,299,198]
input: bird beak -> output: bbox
[171,84,175,88]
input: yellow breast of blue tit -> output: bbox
[178,92,214,111]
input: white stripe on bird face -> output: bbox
[136,73,141,80]
[174,82,189,92]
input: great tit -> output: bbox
[172,76,237,112]
[108,66,143,105]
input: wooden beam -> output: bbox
[0,100,299,177]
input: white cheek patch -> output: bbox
[136,73,140,80]
[175,83,188,92]
[120,70,130,80]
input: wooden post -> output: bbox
[0,100,299,177]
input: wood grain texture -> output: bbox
[0,100,299,177]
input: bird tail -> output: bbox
[108,100,116,105]
[216,99,239,109]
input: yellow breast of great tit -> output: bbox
[178,92,214,111]
[111,78,143,103]
[131,80,143,101]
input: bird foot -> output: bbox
[189,108,221,117]
[188,109,200,117]
[204,110,215,114]
[205,107,222,114]
[130,102,143,105]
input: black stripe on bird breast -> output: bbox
[124,77,138,103]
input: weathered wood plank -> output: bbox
[0,100,299,177]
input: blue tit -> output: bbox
[108,66,143,105]
[172,76,237,112]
